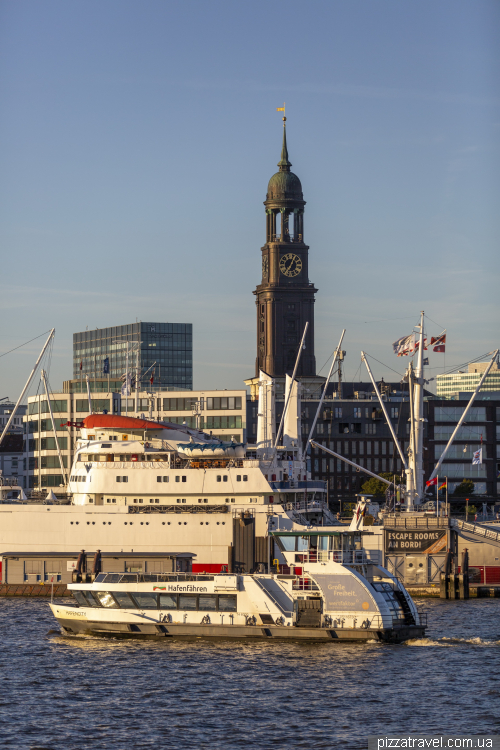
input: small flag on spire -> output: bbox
[276,104,285,112]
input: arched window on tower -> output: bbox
[275,211,281,241]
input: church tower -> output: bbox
[253,120,317,377]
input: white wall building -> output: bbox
[436,361,500,398]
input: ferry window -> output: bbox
[198,499,203,503]
[131,592,158,609]
[95,591,119,609]
[164,477,169,482]
[139,499,143,503]
[155,499,159,503]
[223,476,228,483]
[297,537,308,552]
[175,476,180,483]
[179,594,198,610]
[112,591,133,608]
[243,475,248,482]
[182,476,186,482]
[177,499,181,503]
[318,536,329,551]
[73,591,88,607]
[218,595,237,612]
[231,499,235,503]
[217,476,221,482]
[199,594,217,611]
[276,536,296,552]
[225,498,230,503]
[204,499,208,503]
[157,477,162,482]
[82,591,101,607]
[236,475,241,482]
[159,593,178,609]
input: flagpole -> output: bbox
[436,474,439,518]
[446,476,448,518]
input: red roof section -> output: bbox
[83,414,170,431]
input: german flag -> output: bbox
[438,480,447,491]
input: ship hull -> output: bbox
[55,616,424,643]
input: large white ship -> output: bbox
[0,373,336,573]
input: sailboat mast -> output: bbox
[413,311,425,502]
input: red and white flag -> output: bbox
[393,334,415,357]
[430,332,446,353]
[426,477,438,488]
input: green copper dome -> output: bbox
[267,170,303,200]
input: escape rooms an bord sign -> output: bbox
[384,529,447,554]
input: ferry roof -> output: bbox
[84,414,172,431]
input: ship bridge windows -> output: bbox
[116,476,128,483]
[72,590,236,612]
[106,498,117,504]
[131,592,158,609]
[176,498,187,503]
[236,475,249,482]
[157,476,170,482]
[149,499,160,504]
[198,498,208,503]
[95,591,120,609]
[133,499,144,504]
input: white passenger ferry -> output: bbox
[50,527,426,643]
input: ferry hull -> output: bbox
[54,615,424,643]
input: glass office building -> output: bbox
[73,322,193,391]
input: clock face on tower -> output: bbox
[279,253,302,278]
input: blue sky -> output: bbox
[0,0,498,399]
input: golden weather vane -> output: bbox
[276,102,286,122]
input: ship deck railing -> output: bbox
[128,504,230,514]
[383,515,449,529]
[94,572,218,584]
[293,550,370,565]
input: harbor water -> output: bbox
[2,597,500,749]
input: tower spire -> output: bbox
[278,118,292,171]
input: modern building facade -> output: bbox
[73,322,193,392]
[436,361,500,398]
[23,386,246,491]
[252,121,317,378]
[0,402,27,487]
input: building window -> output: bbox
[206,397,242,411]
[334,408,342,418]
[365,424,376,435]
[391,407,399,419]
[354,407,361,419]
